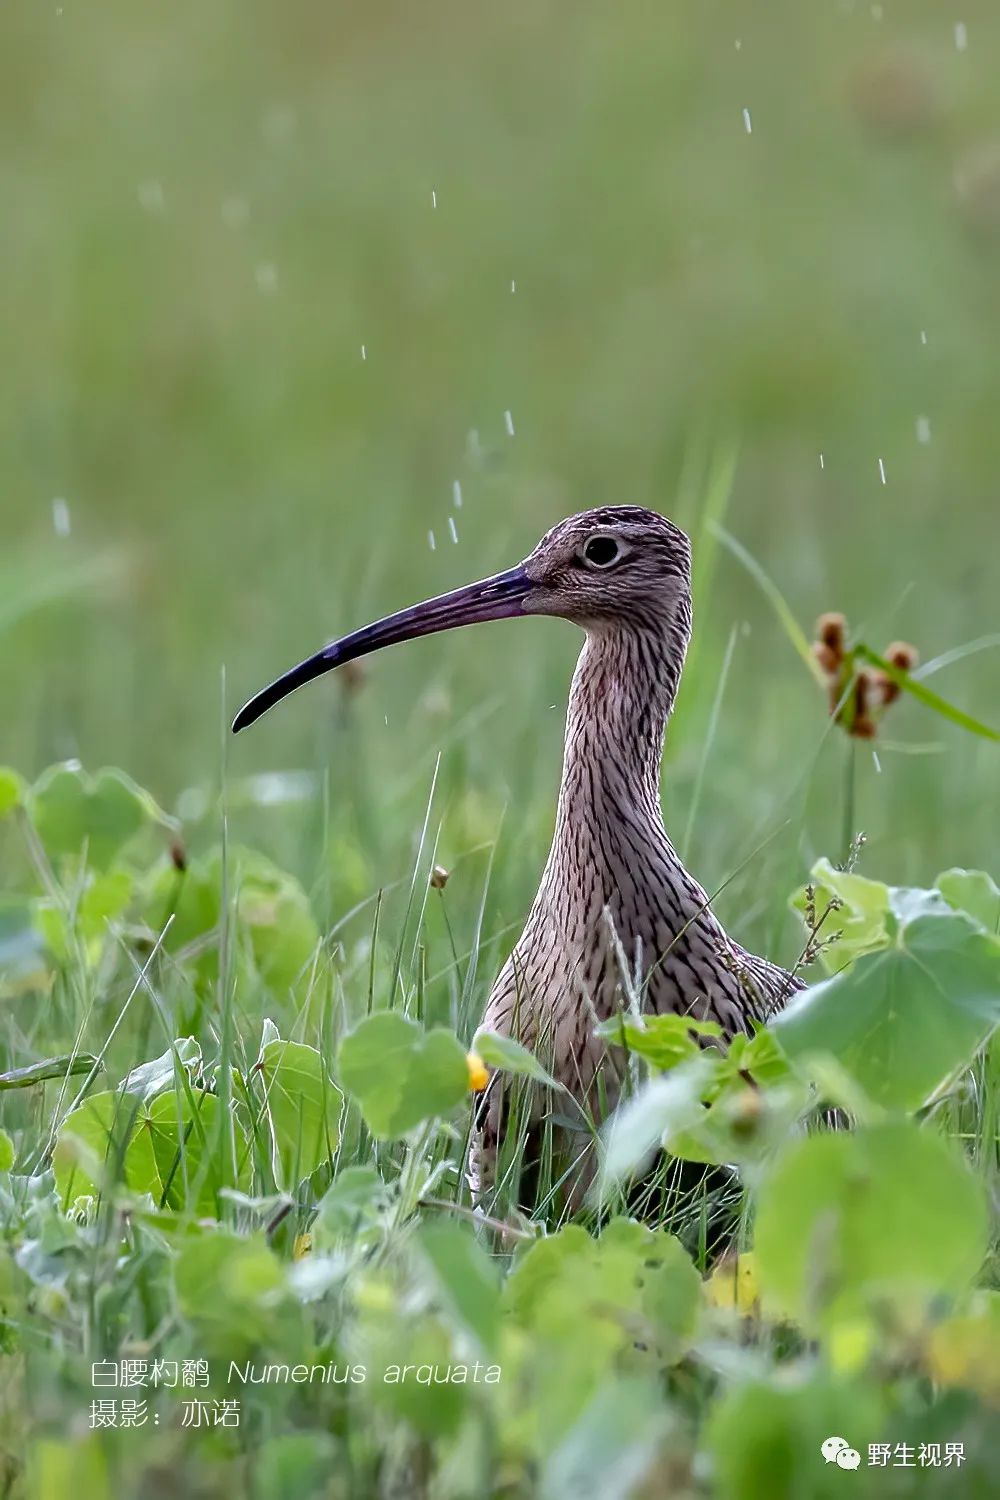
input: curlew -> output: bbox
[233,506,800,1201]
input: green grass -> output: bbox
[3,1,1000,1495]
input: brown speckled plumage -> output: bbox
[466,507,800,1198]
[231,504,801,1205]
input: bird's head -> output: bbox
[232,505,692,732]
[520,506,692,631]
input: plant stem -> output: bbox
[842,738,856,867]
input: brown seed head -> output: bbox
[817,612,847,654]
[430,864,450,890]
[813,641,840,676]
[878,641,918,705]
[886,641,919,673]
[851,670,878,739]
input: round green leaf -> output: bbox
[937,867,1000,935]
[257,1039,342,1188]
[53,1091,154,1205]
[508,1217,700,1360]
[707,1376,887,1500]
[29,764,167,871]
[174,1230,293,1352]
[771,910,1000,1110]
[790,858,891,972]
[337,1012,469,1138]
[755,1121,988,1330]
[0,769,25,818]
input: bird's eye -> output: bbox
[581,535,621,568]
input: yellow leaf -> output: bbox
[705,1252,760,1314]
[926,1296,1000,1407]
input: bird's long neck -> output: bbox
[546,605,691,872]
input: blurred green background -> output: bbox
[4,0,1000,950]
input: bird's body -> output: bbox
[233,504,800,1204]
[468,513,797,1197]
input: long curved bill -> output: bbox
[232,563,532,733]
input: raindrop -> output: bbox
[452,480,462,508]
[819,453,825,470]
[878,457,887,484]
[137,180,165,215]
[448,516,458,544]
[916,416,932,444]
[872,749,882,774]
[511,279,517,293]
[955,22,968,52]
[431,188,437,209]
[262,105,297,145]
[52,497,71,537]
[255,262,278,293]
[361,344,367,361]
[742,107,753,134]
[735,39,742,51]
[504,410,515,437]
[221,196,249,230]
[428,530,437,551]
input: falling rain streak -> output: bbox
[52,498,71,537]
[742,107,752,134]
[452,480,462,508]
[504,410,515,436]
[448,517,458,544]
[878,458,886,484]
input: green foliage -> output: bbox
[507,1218,701,1366]
[174,1230,297,1352]
[0,1053,100,1090]
[29,762,174,872]
[780,863,1000,1109]
[53,1085,239,1214]
[337,1010,470,1138]
[254,1036,342,1188]
[3,757,1000,1497]
[417,1218,502,1354]
[144,846,322,997]
[0,768,25,817]
[755,1121,989,1331]
[472,1027,564,1087]
[706,1376,887,1500]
